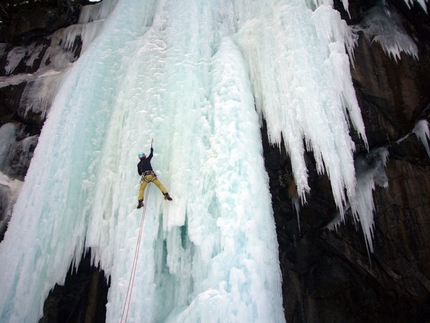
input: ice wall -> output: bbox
[0,0,374,322]
[0,0,285,322]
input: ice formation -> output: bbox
[0,0,410,321]
[413,119,430,158]
[356,1,419,61]
[0,172,23,238]
[404,0,428,12]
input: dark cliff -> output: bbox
[0,0,429,322]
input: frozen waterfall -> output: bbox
[1,0,418,322]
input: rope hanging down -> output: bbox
[120,184,151,323]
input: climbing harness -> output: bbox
[141,170,157,183]
[120,184,151,323]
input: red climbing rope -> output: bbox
[120,184,151,323]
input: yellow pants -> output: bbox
[138,174,167,201]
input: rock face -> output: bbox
[0,0,83,43]
[267,0,430,322]
[0,1,429,322]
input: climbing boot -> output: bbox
[164,193,173,201]
[137,200,144,209]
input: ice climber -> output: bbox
[137,141,172,209]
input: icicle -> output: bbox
[353,148,389,254]
[234,0,367,215]
[78,0,119,24]
[413,119,430,158]
[328,148,389,254]
[60,21,104,54]
[355,2,419,61]
[403,0,428,12]
[292,197,301,233]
